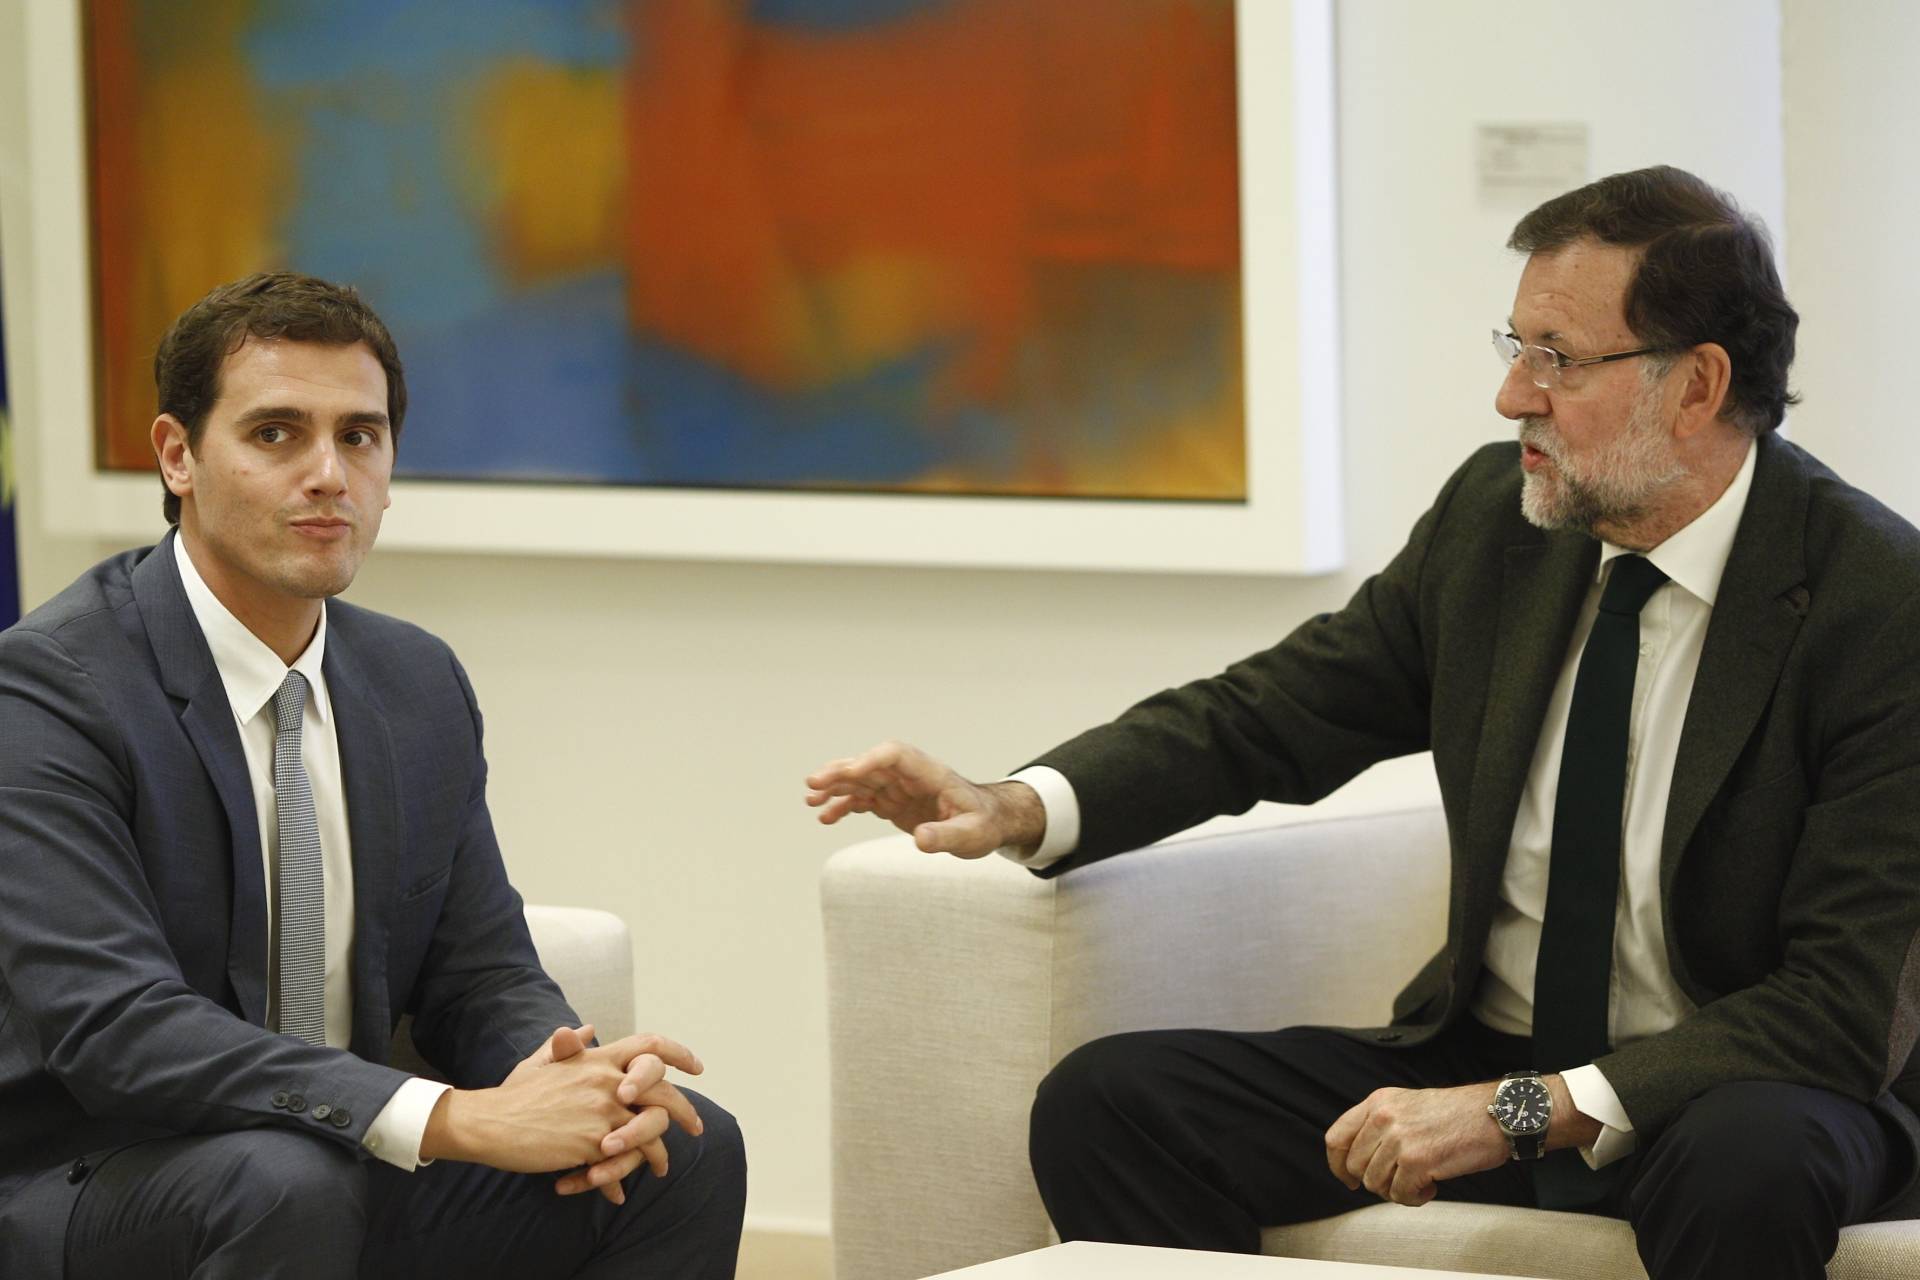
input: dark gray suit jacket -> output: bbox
[1033,433,1920,1209]
[0,532,579,1274]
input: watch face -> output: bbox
[1493,1077,1551,1135]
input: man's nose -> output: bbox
[304,441,347,495]
[1495,358,1549,422]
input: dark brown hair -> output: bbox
[1509,166,1797,435]
[154,271,406,523]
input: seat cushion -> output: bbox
[1262,1202,1920,1279]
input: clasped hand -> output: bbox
[1323,1083,1509,1207]
[437,1024,705,1207]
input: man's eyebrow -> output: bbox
[231,405,390,430]
[1505,318,1565,346]
[232,404,315,427]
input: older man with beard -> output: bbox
[805,165,1920,1280]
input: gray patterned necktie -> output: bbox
[271,670,327,1045]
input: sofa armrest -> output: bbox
[1047,805,1451,1047]
[822,804,1449,1280]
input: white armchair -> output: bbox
[821,805,1920,1280]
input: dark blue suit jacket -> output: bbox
[0,532,578,1273]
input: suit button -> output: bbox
[286,1094,307,1113]
[67,1158,89,1185]
[331,1110,352,1129]
[271,1091,290,1109]
[1375,1030,1405,1043]
[312,1104,332,1122]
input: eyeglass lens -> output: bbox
[1491,330,1557,389]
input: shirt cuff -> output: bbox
[362,1076,452,1172]
[1561,1064,1637,1170]
[995,766,1079,870]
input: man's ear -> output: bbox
[151,414,193,502]
[1673,342,1734,439]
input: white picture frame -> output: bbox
[24,0,1339,575]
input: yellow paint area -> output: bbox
[466,61,625,280]
[1072,400,1248,500]
[138,62,284,291]
[901,390,1247,501]
[766,252,965,388]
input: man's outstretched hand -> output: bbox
[804,740,1045,858]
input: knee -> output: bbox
[1630,1083,1842,1227]
[209,1131,367,1241]
[671,1089,746,1200]
[1032,1032,1179,1148]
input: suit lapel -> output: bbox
[1660,435,1809,900]
[131,532,270,1027]
[323,633,402,1062]
[1460,531,1598,953]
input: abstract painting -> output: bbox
[86,0,1246,502]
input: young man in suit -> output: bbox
[806,166,1920,1279]
[0,273,746,1277]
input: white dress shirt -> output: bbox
[174,535,447,1171]
[1006,441,1758,1169]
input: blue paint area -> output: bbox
[749,0,956,32]
[244,0,627,84]
[0,488,13,626]
[239,1,629,340]
[389,263,1237,491]
[0,291,17,630]
[396,272,648,481]
[277,99,505,339]
[622,340,955,488]
[393,272,995,489]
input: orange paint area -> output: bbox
[89,0,288,469]
[622,0,1244,498]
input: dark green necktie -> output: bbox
[1532,554,1667,1210]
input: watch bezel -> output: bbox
[1488,1071,1552,1162]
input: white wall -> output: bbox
[0,0,1797,1240]
[1781,0,1920,519]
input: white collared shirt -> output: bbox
[1007,441,1759,1169]
[173,534,447,1170]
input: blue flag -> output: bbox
[0,281,17,632]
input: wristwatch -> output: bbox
[1487,1070,1552,1160]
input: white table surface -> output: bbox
[929,1241,1533,1279]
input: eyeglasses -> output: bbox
[1492,329,1669,390]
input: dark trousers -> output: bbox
[46,1089,744,1279]
[1028,1020,1904,1280]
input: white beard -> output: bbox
[1519,380,1687,535]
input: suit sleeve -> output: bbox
[1028,449,1480,874]
[0,626,409,1153]
[400,651,580,1088]
[1597,586,1920,1138]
